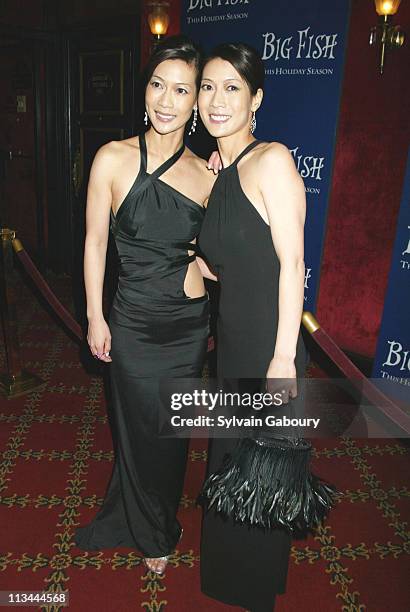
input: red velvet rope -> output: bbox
[311,326,410,434]
[14,245,84,340]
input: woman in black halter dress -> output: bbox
[197,44,307,610]
[74,37,214,574]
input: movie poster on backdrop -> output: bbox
[183,0,351,309]
[372,147,410,402]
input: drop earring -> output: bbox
[189,108,198,136]
[144,111,148,126]
[250,111,256,134]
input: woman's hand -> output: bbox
[196,256,218,281]
[265,355,297,404]
[207,150,222,174]
[87,317,112,362]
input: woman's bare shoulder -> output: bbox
[258,141,296,171]
[98,136,139,160]
[88,138,140,184]
[255,141,293,163]
[251,141,299,180]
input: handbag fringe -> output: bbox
[199,437,338,533]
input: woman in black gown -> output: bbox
[74,36,215,575]
[197,44,307,610]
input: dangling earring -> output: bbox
[144,111,148,126]
[250,111,256,134]
[189,107,198,136]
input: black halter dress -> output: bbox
[198,140,307,610]
[74,133,209,557]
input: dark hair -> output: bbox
[204,42,264,95]
[143,35,203,92]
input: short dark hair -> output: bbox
[143,35,204,92]
[204,42,264,95]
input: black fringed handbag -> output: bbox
[199,433,338,533]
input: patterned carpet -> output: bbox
[0,276,409,611]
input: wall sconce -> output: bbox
[369,0,405,74]
[147,2,170,41]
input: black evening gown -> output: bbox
[74,133,209,557]
[198,141,307,610]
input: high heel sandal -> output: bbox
[143,555,169,575]
[143,529,183,575]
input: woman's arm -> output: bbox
[84,145,115,362]
[258,143,306,395]
[196,256,218,281]
[196,161,219,281]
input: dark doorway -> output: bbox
[60,19,142,326]
[0,29,50,268]
[0,11,143,328]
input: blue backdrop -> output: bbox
[372,147,410,400]
[183,0,351,309]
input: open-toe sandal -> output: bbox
[143,555,169,575]
[143,529,183,575]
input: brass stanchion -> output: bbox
[0,228,44,398]
[302,310,410,434]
